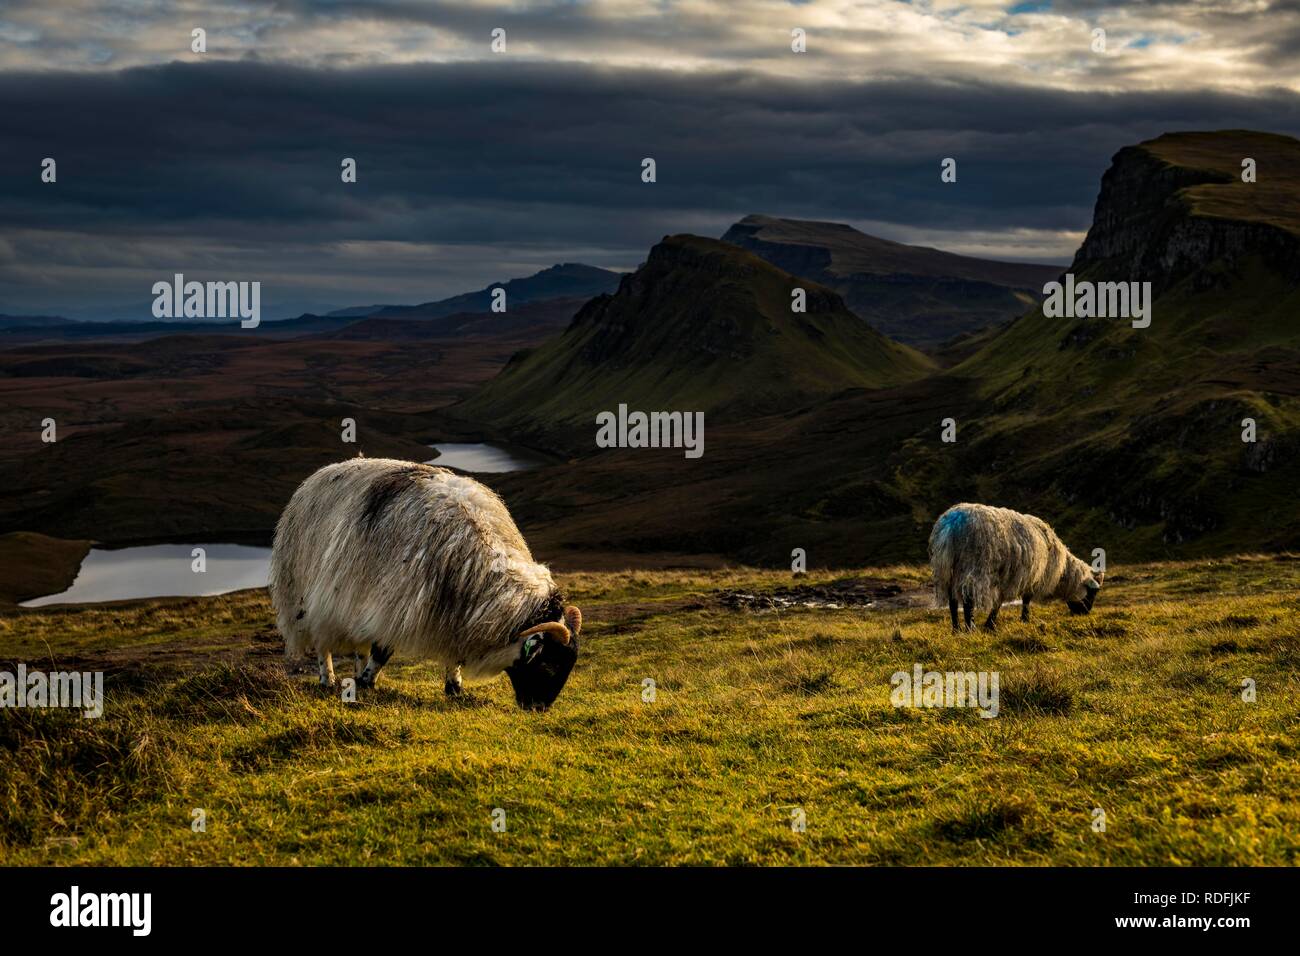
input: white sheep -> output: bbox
[269,457,581,710]
[929,503,1102,631]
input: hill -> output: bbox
[322,297,585,342]
[367,263,623,320]
[0,314,78,330]
[721,214,1060,347]
[453,235,934,449]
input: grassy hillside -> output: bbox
[2,555,1297,865]
[454,235,934,449]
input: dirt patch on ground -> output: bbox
[716,576,928,612]
[0,624,287,688]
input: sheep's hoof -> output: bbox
[982,622,998,632]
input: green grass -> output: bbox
[2,557,1299,865]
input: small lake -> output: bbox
[426,442,547,473]
[21,543,272,607]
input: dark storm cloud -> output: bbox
[1,58,1298,314]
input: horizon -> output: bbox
[3,212,1085,324]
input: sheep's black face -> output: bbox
[1067,582,1101,615]
[506,633,578,711]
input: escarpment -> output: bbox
[1073,131,1300,288]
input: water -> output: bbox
[21,543,272,607]
[20,445,541,606]
[426,442,546,473]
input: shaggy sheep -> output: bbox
[928,503,1102,631]
[269,457,581,710]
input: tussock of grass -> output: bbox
[783,668,837,696]
[0,706,176,849]
[934,796,1048,845]
[158,663,302,724]
[1000,630,1055,653]
[229,712,396,772]
[999,667,1075,716]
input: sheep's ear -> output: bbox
[564,606,582,638]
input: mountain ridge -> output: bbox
[454,234,934,449]
[721,214,1061,347]
[362,263,623,320]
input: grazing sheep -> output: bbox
[928,503,1103,631]
[269,457,581,710]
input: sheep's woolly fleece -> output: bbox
[928,503,1096,611]
[270,457,557,678]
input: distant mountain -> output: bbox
[361,263,623,320]
[0,314,78,330]
[721,214,1061,348]
[325,304,391,318]
[1,264,622,345]
[49,299,346,324]
[323,297,587,341]
[0,312,357,342]
[455,235,933,449]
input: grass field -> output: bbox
[2,555,1298,865]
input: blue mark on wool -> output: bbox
[939,509,970,537]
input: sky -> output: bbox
[1,0,1298,319]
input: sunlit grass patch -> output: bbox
[1,557,1299,864]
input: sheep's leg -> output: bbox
[1021,595,1031,622]
[317,652,336,688]
[357,643,394,689]
[353,652,366,677]
[948,597,960,632]
[444,664,464,697]
[962,595,974,631]
[983,606,999,631]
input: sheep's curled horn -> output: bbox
[516,606,582,645]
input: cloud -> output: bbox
[1,0,1298,92]
[0,12,1298,315]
